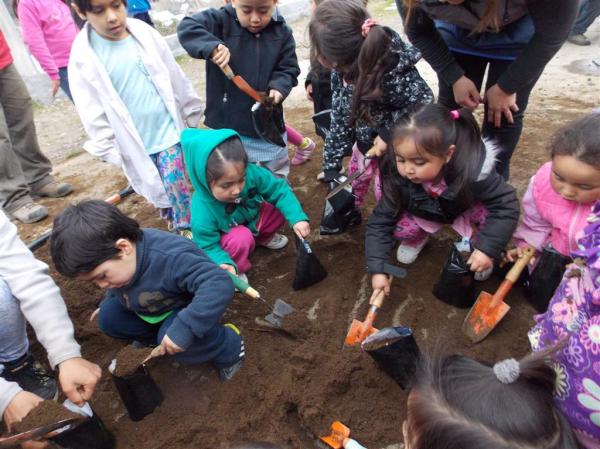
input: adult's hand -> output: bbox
[57,358,101,407]
[452,76,482,110]
[485,84,519,128]
[2,391,48,448]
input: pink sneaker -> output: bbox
[291,137,315,165]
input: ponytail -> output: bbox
[350,24,394,126]
[407,345,577,449]
[309,0,396,125]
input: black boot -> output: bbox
[3,353,58,400]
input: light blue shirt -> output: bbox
[90,30,179,155]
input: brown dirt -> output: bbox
[11,401,79,435]
[113,346,154,378]
[24,105,554,449]
[14,5,596,444]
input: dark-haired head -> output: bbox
[206,136,249,202]
[549,114,600,169]
[51,200,141,278]
[308,0,393,125]
[402,0,502,33]
[405,349,577,449]
[546,114,600,204]
[71,0,127,13]
[381,104,483,207]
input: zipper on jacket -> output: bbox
[223,92,228,103]
[255,33,260,90]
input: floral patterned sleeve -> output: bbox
[528,201,600,448]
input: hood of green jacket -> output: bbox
[181,127,240,201]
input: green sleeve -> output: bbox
[249,165,309,225]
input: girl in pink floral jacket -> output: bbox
[506,115,600,310]
[529,200,600,449]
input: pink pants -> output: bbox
[348,144,381,208]
[219,202,286,274]
[285,125,303,147]
[393,205,488,245]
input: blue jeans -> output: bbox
[0,278,28,364]
[571,0,600,35]
[58,67,73,102]
[98,295,242,368]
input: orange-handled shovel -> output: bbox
[462,246,535,343]
[220,64,263,103]
[345,278,392,346]
[320,421,350,449]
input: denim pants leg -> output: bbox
[99,295,242,368]
[437,52,539,180]
[0,278,29,364]
[571,0,600,35]
[57,67,73,103]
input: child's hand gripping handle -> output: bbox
[491,246,535,307]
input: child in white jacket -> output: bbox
[0,211,101,433]
[69,0,203,233]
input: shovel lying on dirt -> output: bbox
[462,246,535,343]
[227,272,295,328]
[326,146,379,200]
[344,263,406,346]
[219,64,286,147]
[27,185,135,252]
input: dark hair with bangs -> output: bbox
[71,0,127,13]
[549,114,600,168]
[51,200,141,277]
[380,104,483,208]
[206,136,249,186]
[407,347,577,449]
[308,0,394,126]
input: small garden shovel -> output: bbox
[462,246,535,343]
[219,64,286,147]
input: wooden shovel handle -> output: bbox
[490,246,535,307]
[505,246,535,283]
[220,64,235,80]
[365,145,379,159]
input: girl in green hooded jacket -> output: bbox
[182,128,310,277]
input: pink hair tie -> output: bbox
[450,109,460,120]
[361,18,380,38]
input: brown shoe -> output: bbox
[32,181,73,198]
[10,202,48,224]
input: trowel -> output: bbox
[228,272,295,328]
[0,417,84,449]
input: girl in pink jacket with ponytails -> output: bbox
[505,114,600,312]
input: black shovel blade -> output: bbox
[252,101,286,147]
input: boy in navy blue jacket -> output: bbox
[177,0,300,177]
[50,201,244,382]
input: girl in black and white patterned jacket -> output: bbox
[309,0,433,209]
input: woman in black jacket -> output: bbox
[397,0,578,180]
[366,104,519,294]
